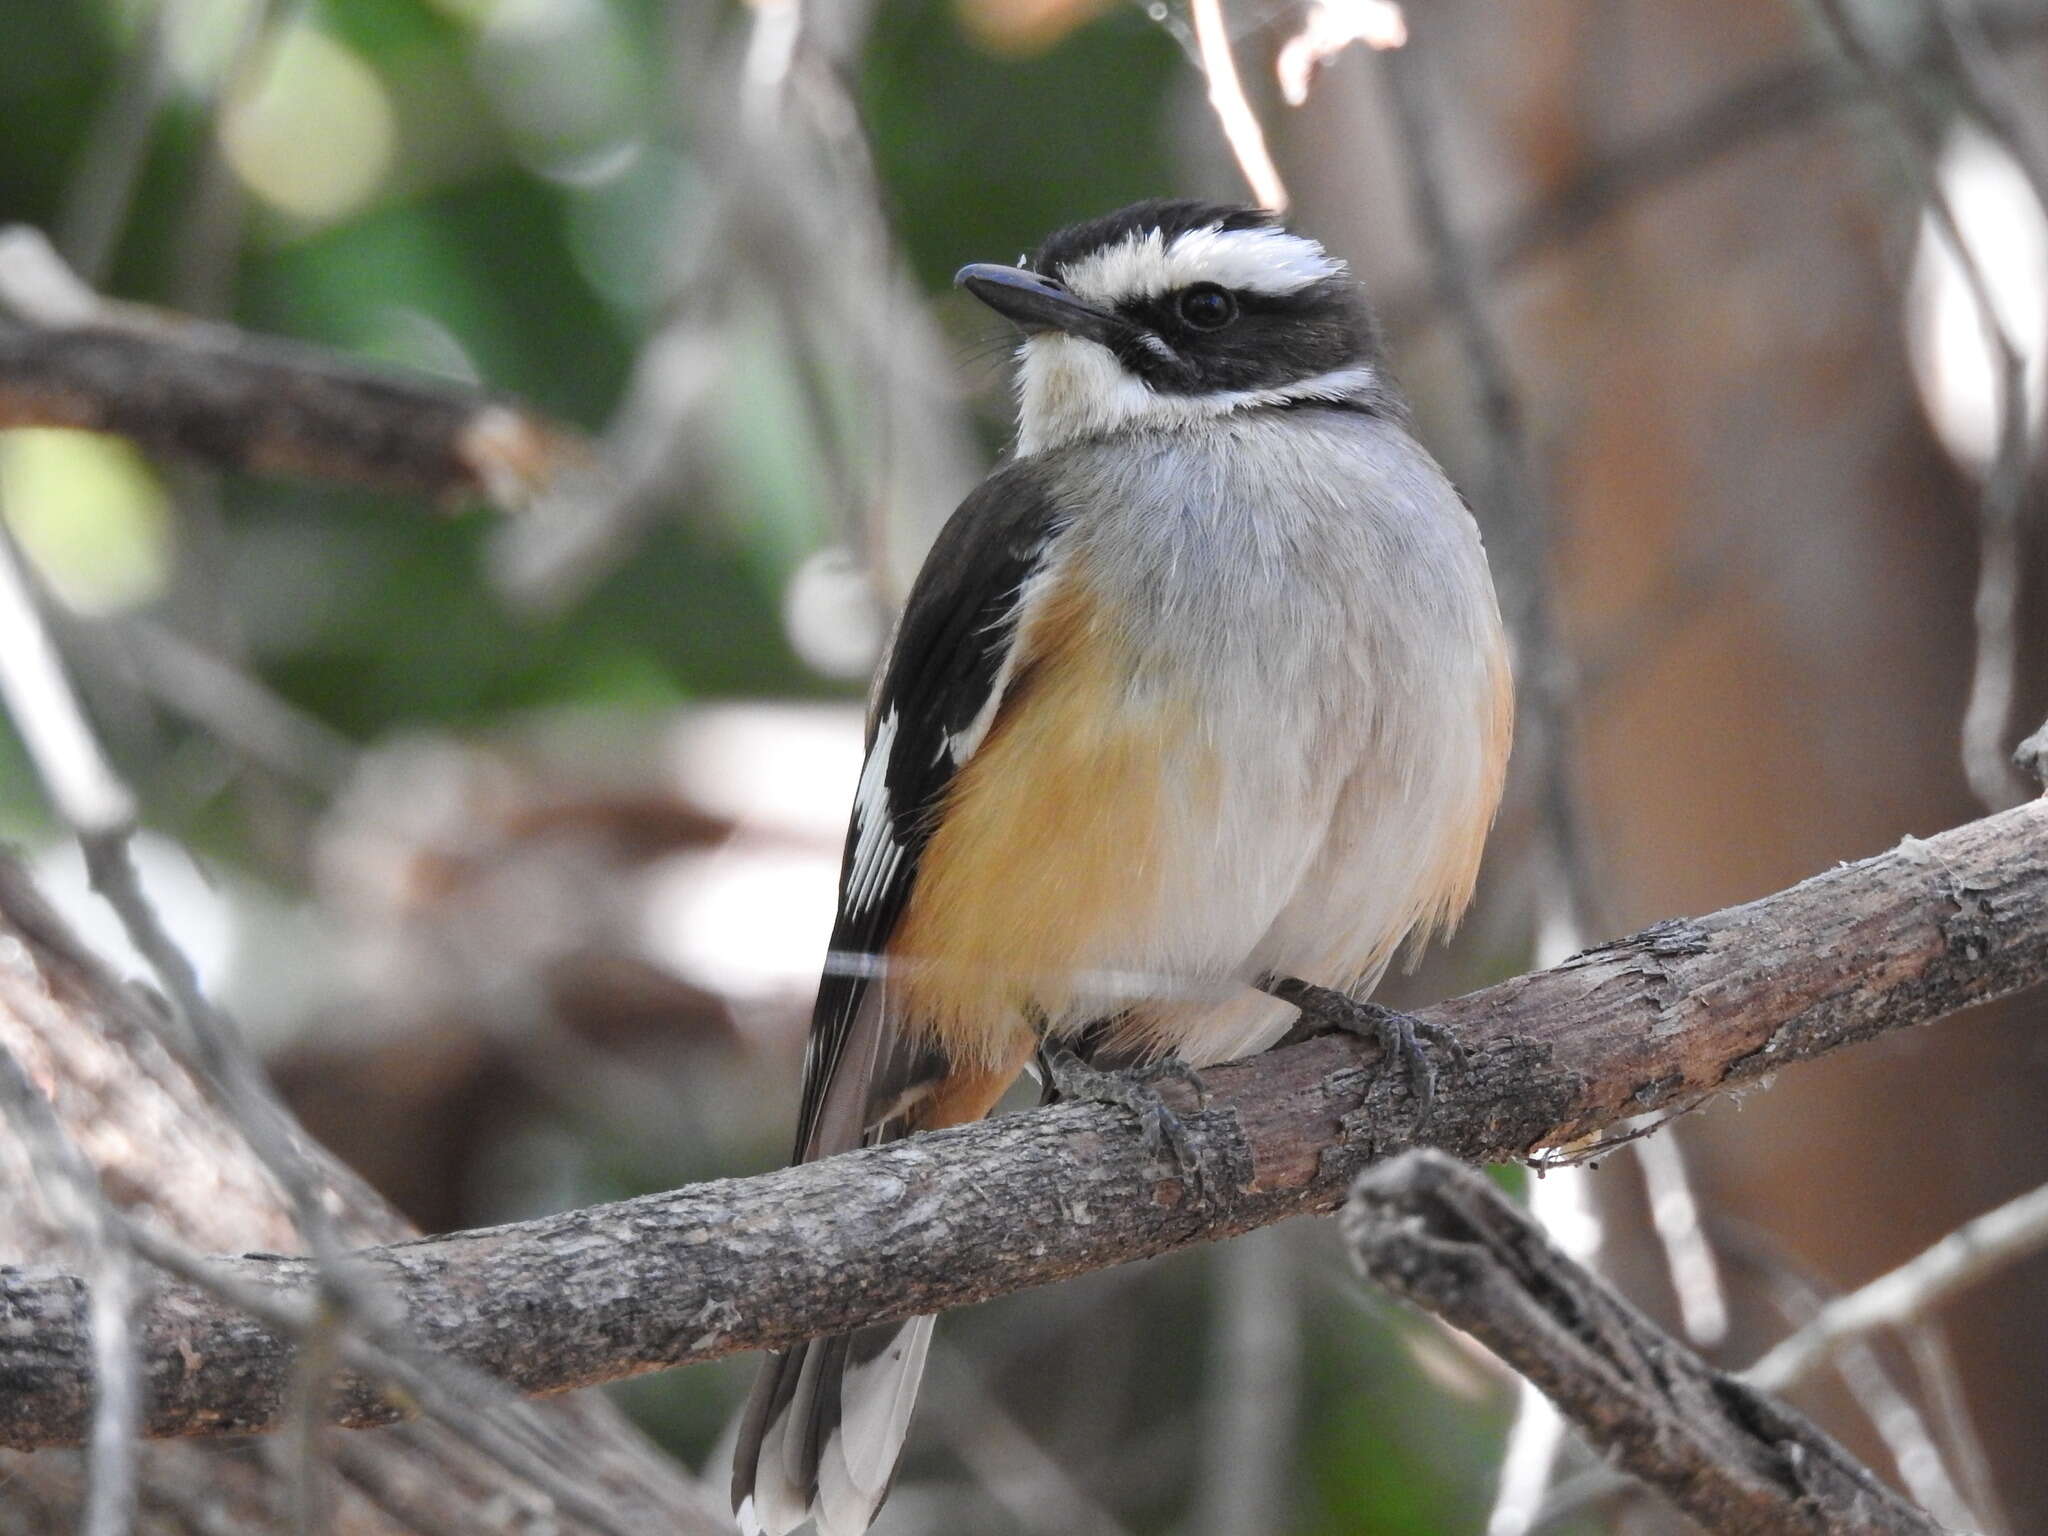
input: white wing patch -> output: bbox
[1061,222,1343,305]
[845,709,904,914]
[938,688,1003,767]
[936,561,1053,765]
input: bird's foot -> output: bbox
[1264,976,1465,1127]
[1040,1044,1209,1194]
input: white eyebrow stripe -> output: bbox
[1059,224,1344,303]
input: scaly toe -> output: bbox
[1136,1053,1210,1109]
[1043,1045,1208,1196]
[1262,976,1463,1128]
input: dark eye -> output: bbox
[1176,283,1237,330]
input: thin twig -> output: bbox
[0,1021,142,1536]
[1195,1228,1298,1536]
[1483,1165,1603,1536]
[1189,0,1290,210]
[275,1291,345,1536]
[1634,1126,1730,1346]
[1746,1178,2048,1394]
[495,0,976,620]
[1914,0,2048,215]
[1276,0,1407,106]
[1373,35,1612,1528]
[1375,38,1595,945]
[0,482,659,1536]
[737,0,964,603]
[0,515,137,837]
[114,1220,659,1536]
[1526,1464,1636,1533]
[1904,1327,2010,1536]
[1363,3,2048,325]
[1715,1221,1985,1533]
[925,1348,1135,1536]
[114,618,359,794]
[329,1432,536,1536]
[170,0,293,318]
[54,0,177,284]
[1486,1376,1573,1536]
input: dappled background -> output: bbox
[2,0,2047,1531]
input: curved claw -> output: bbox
[1142,1053,1212,1110]
[1041,1045,1209,1196]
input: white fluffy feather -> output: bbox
[1060,223,1342,304]
[999,406,1507,1065]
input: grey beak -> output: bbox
[955,263,1125,346]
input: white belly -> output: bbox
[1048,409,1512,1066]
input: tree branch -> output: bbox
[0,226,587,509]
[1746,1176,2048,1395]
[1343,1150,1946,1536]
[3,796,2046,1451]
[0,840,729,1532]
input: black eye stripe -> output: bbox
[1114,277,1346,326]
[1080,272,1379,397]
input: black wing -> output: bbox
[790,458,1068,1161]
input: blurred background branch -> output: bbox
[0,226,587,507]
[1747,1175,2048,1395]
[0,854,731,1534]
[1345,1152,1946,1536]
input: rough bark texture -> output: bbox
[4,796,2044,1453]
[1346,1151,1948,1536]
[0,315,583,507]
[0,858,728,1534]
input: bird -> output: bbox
[731,197,1513,1536]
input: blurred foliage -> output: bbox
[0,0,1186,827]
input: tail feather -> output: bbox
[733,1317,935,1536]
[735,1009,1018,1534]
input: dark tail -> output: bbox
[732,988,1004,1533]
[732,1315,935,1536]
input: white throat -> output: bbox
[1013,334,1377,456]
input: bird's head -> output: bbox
[956,199,1389,456]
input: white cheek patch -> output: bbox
[1014,333,1376,455]
[1015,335,1142,456]
[1060,223,1343,305]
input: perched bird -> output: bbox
[732,198,1513,1536]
